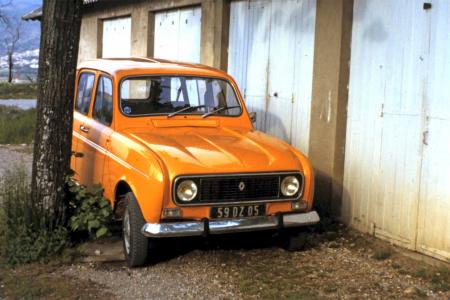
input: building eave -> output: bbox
[21,0,116,21]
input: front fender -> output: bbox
[289,147,315,211]
[108,133,167,223]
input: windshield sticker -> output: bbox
[123,106,132,114]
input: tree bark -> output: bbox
[7,51,12,83]
[32,0,83,225]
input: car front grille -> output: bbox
[173,172,303,205]
[199,175,280,203]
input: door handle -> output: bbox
[422,130,429,145]
[80,125,89,133]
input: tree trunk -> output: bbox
[32,0,83,225]
[7,52,12,83]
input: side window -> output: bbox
[93,76,113,126]
[75,72,95,115]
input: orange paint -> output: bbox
[71,58,315,223]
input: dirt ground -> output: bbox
[0,145,449,299]
[1,227,449,300]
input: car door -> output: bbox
[77,74,114,188]
[72,71,96,183]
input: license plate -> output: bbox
[210,205,266,219]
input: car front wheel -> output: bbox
[123,192,149,267]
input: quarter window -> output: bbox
[93,76,113,126]
[75,72,95,115]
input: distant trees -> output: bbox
[0,1,21,83]
[0,1,8,24]
[3,18,21,83]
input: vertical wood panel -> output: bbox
[345,0,450,261]
[416,0,450,262]
[344,0,426,249]
[102,17,131,58]
[228,0,316,153]
[154,7,201,63]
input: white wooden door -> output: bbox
[228,0,316,154]
[154,7,201,63]
[344,0,450,261]
[416,0,450,262]
[102,17,131,58]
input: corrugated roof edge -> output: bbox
[21,7,42,21]
[22,0,102,21]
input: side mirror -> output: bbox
[249,112,257,123]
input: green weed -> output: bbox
[0,83,37,99]
[0,106,36,144]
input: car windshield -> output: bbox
[120,76,242,117]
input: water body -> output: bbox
[0,99,37,109]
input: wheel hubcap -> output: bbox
[123,210,131,255]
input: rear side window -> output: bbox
[93,76,113,125]
[75,72,95,115]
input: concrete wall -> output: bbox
[78,0,228,67]
[308,0,353,217]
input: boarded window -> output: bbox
[102,17,131,58]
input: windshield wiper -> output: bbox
[202,106,241,118]
[167,105,206,118]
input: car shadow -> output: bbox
[149,227,319,265]
[91,224,334,268]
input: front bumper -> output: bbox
[141,211,320,238]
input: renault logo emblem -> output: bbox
[238,181,246,191]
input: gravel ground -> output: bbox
[1,145,449,299]
[62,231,449,300]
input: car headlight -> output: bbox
[280,176,300,197]
[176,180,198,202]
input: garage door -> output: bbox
[227,0,316,154]
[154,7,201,63]
[343,0,450,262]
[102,17,131,58]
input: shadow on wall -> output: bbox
[354,0,388,42]
[238,0,316,144]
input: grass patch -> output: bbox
[372,249,392,260]
[0,263,111,299]
[0,82,37,99]
[413,266,450,292]
[0,167,68,265]
[232,251,320,299]
[0,106,36,144]
[0,166,113,266]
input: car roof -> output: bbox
[77,57,229,78]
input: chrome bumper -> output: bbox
[141,211,320,238]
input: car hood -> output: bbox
[124,127,303,177]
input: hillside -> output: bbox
[0,0,41,82]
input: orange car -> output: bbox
[71,58,320,267]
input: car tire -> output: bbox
[123,192,149,267]
[280,228,308,251]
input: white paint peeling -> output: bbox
[327,90,332,123]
